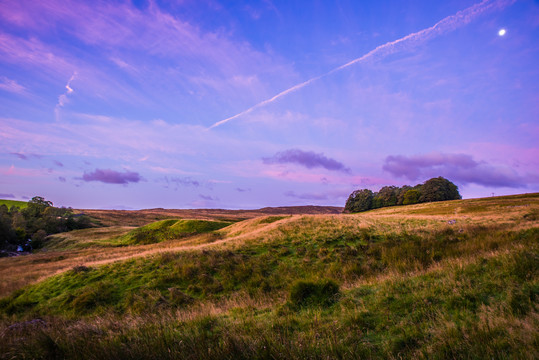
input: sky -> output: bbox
[0,0,538,210]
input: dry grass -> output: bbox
[0,192,537,359]
[81,205,343,227]
[1,195,536,299]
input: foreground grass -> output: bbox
[0,194,537,358]
[1,245,537,359]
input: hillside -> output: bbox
[0,194,537,359]
[80,205,343,226]
[0,199,27,209]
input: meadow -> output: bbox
[0,194,537,359]
[0,199,27,209]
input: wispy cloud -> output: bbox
[284,191,328,201]
[210,0,515,128]
[199,194,218,201]
[0,193,15,199]
[0,0,292,113]
[0,76,26,94]
[81,168,141,185]
[55,72,77,121]
[160,176,201,190]
[383,152,535,188]
[9,152,41,160]
[263,149,351,173]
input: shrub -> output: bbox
[289,279,340,308]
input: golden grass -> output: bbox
[1,194,537,299]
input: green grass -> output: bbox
[0,194,537,359]
[114,219,232,245]
[2,224,536,318]
[0,199,27,209]
[1,242,537,359]
[46,218,232,249]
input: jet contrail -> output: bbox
[209,0,515,129]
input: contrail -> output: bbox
[209,0,514,129]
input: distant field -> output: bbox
[80,205,344,226]
[0,199,27,209]
[0,194,537,359]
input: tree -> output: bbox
[396,185,412,205]
[373,186,398,208]
[344,189,374,213]
[403,189,421,205]
[344,177,461,213]
[419,177,461,203]
[0,196,92,251]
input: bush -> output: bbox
[289,279,340,308]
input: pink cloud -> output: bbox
[0,76,26,94]
[0,0,290,99]
[0,165,47,177]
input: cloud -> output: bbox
[81,168,141,184]
[55,72,77,121]
[210,0,516,128]
[383,153,535,188]
[53,160,64,167]
[58,176,66,182]
[171,177,200,187]
[284,191,329,201]
[0,193,15,199]
[263,149,351,173]
[9,152,41,160]
[0,76,26,94]
[199,194,218,201]
[0,0,292,114]
[10,152,28,160]
[235,187,251,192]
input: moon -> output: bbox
[498,28,506,36]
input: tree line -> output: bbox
[0,196,92,252]
[344,177,461,213]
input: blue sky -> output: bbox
[1,0,538,209]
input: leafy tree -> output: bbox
[344,177,461,212]
[419,177,461,203]
[0,205,16,247]
[344,189,374,213]
[373,186,398,208]
[0,196,92,251]
[403,189,421,205]
[396,185,412,205]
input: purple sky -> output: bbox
[1,0,538,209]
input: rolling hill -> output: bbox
[0,194,537,359]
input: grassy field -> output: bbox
[0,199,27,209]
[0,194,537,359]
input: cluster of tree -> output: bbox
[0,196,92,252]
[344,177,461,213]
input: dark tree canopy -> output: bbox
[344,177,461,213]
[419,177,461,203]
[344,189,374,213]
[372,186,398,209]
[403,189,421,205]
[0,196,92,252]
